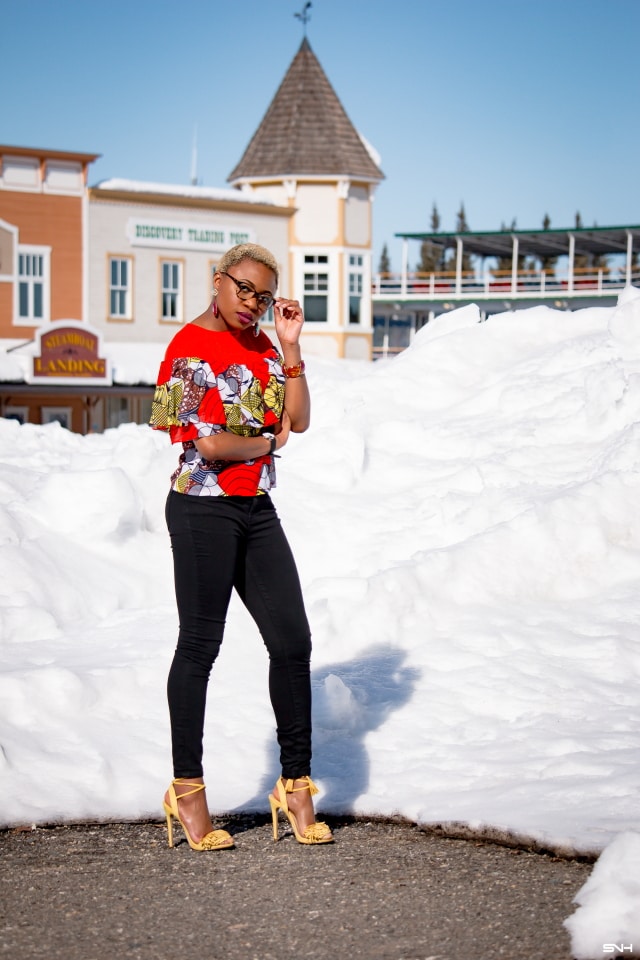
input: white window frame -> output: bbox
[1,156,40,192]
[41,406,72,429]
[106,395,132,429]
[17,245,50,324]
[2,405,29,424]
[108,255,133,320]
[348,254,364,325]
[0,218,19,282]
[160,259,184,323]
[43,160,84,196]
[303,254,329,323]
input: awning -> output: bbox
[395,225,640,259]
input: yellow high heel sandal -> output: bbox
[163,779,234,851]
[269,776,334,844]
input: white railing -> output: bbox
[372,269,640,299]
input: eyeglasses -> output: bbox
[221,272,275,311]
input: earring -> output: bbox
[253,321,260,338]
[212,297,219,318]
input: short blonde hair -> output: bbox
[216,243,279,285]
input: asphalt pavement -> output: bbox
[0,815,595,960]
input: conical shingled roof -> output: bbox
[227,38,384,183]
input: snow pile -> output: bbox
[564,832,640,959]
[2,290,640,945]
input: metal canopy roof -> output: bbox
[395,225,640,259]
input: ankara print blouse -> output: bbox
[150,322,285,496]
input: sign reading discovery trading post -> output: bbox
[127,219,256,252]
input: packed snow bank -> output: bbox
[564,832,640,959]
[1,291,639,865]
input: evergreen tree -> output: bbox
[416,203,442,275]
[488,218,535,277]
[572,213,610,276]
[540,212,557,277]
[491,218,518,278]
[591,251,610,275]
[588,220,610,276]
[456,203,469,233]
[573,211,589,273]
[378,243,391,275]
[444,203,473,275]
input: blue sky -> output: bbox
[2,0,639,270]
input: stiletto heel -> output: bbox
[269,794,280,841]
[165,807,174,848]
[162,779,234,851]
[269,776,334,844]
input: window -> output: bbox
[348,254,365,325]
[161,260,183,321]
[106,396,132,429]
[0,222,17,280]
[44,160,83,194]
[109,257,132,319]
[3,157,39,190]
[303,254,328,322]
[41,406,72,429]
[2,406,28,424]
[18,247,49,323]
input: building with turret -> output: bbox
[229,37,384,361]
[0,38,383,431]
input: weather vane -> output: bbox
[294,1,312,35]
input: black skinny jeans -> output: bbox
[165,490,312,780]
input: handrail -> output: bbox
[372,269,640,298]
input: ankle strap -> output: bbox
[280,776,319,797]
[171,778,206,799]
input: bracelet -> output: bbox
[282,359,306,379]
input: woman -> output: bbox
[151,243,333,850]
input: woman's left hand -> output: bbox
[274,298,304,346]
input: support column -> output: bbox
[568,234,575,293]
[401,239,408,296]
[456,237,462,295]
[511,236,519,294]
[627,231,633,286]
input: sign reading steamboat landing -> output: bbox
[29,323,111,386]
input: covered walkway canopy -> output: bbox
[395,224,640,289]
[396,224,640,261]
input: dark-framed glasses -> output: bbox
[222,272,275,310]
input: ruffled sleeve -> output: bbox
[149,378,183,430]
[150,355,226,440]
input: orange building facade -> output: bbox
[0,145,105,431]
[0,145,98,340]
